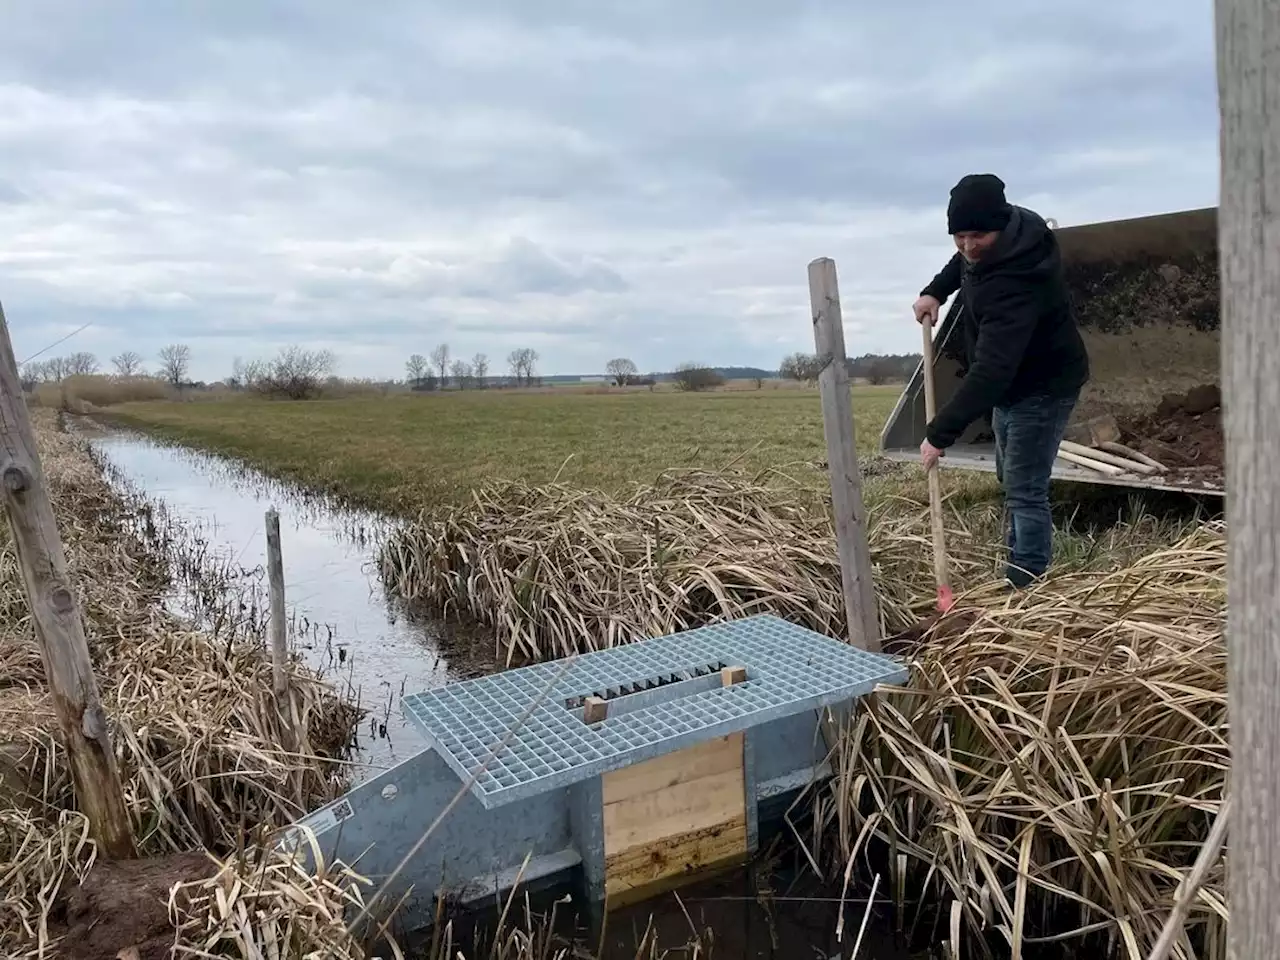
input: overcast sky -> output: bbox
[0,1,1218,382]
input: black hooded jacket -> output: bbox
[920,205,1089,449]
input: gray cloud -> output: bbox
[0,1,1217,381]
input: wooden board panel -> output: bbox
[601,733,748,907]
[601,731,743,805]
[603,815,748,907]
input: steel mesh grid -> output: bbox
[402,614,907,807]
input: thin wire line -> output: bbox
[18,320,95,366]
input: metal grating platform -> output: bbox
[401,614,907,808]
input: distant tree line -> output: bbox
[404,344,541,390]
[20,343,198,390]
[778,351,921,385]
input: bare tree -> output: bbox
[779,352,824,383]
[605,357,638,387]
[405,353,429,387]
[65,352,98,376]
[245,346,336,399]
[450,359,474,389]
[471,353,489,387]
[111,351,144,377]
[507,347,539,387]
[157,344,191,386]
[431,344,450,388]
[36,356,69,381]
[21,360,53,385]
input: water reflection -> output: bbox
[80,423,458,779]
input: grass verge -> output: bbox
[103,386,902,514]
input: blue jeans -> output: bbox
[992,391,1079,586]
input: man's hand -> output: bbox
[920,439,944,472]
[913,294,941,326]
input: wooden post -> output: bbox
[0,302,136,858]
[808,258,881,653]
[265,508,288,698]
[1217,3,1280,957]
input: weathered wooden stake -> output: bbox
[0,302,136,858]
[1217,3,1280,956]
[265,508,288,698]
[808,258,881,652]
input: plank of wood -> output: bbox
[808,257,880,652]
[1056,448,1127,476]
[601,733,748,907]
[603,766,745,852]
[1097,441,1169,473]
[601,733,742,806]
[1217,4,1280,957]
[604,815,749,907]
[1059,439,1157,474]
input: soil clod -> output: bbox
[56,852,216,960]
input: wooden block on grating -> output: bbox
[583,696,608,724]
[721,665,747,686]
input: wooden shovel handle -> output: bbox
[920,319,952,607]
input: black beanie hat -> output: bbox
[947,173,1012,234]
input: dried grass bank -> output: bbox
[1,415,724,960]
[823,525,1226,958]
[0,412,372,958]
[378,466,1205,666]
[379,465,1227,957]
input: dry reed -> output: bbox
[2,414,716,960]
[30,374,173,410]
[378,466,1199,666]
[378,461,1226,956]
[0,411,370,957]
[822,523,1227,958]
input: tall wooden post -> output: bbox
[265,508,289,698]
[0,302,135,858]
[1217,2,1280,956]
[808,258,881,652]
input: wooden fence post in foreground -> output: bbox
[808,258,881,653]
[1217,2,1280,956]
[265,508,289,699]
[0,302,136,858]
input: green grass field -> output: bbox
[107,385,914,514]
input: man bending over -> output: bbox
[912,173,1089,588]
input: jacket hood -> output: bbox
[968,205,1057,280]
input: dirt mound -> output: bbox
[1065,253,1219,333]
[56,852,216,960]
[1119,383,1224,485]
